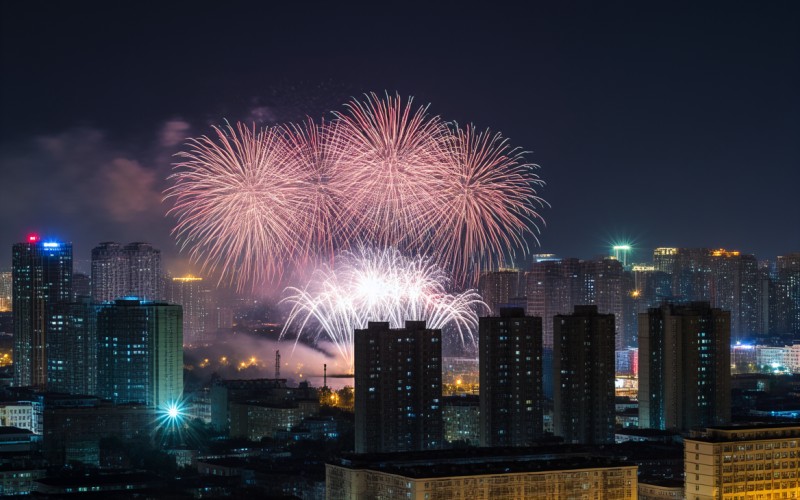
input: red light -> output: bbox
[27,234,39,242]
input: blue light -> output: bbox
[42,242,60,248]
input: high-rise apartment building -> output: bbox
[684,424,800,500]
[773,253,800,335]
[553,305,615,445]
[167,275,208,344]
[12,235,72,388]
[709,249,761,340]
[479,307,543,447]
[96,299,183,406]
[47,297,97,395]
[478,269,524,315]
[653,247,678,275]
[125,243,162,300]
[639,302,730,432]
[354,321,442,453]
[582,258,626,349]
[91,242,162,302]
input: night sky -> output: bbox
[1,2,798,278]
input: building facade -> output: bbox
[553,305,616,445]
[479,307,543,447]
[96,299,183,406]
[91,242,163,303]
[639,302,731,432]
[354,321,442,453]
[46,297,97,395]
[684,424,800,500]
[12,236,72,388]
[326,453,638,500]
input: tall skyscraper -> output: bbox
[12,235,72,388]
[639,302,731,432]
[96,299,183,406]
[553,305,615,445]
[91,242,127,302]
[525,257,580,397]
[774,253,800,335]
[47,297,97,395]
[354,321,442,453]
[91,242,162,302]
[581,258,625,349]
[709,249,761,339]
[125,243,162,300]
[479,307,543,447]
[478,269,524,315]
[167,275,208,344]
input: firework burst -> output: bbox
[166,93,548,291]
[432,124,547,284]
[333,92,449,250]
[280,247,487,373]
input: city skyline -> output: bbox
[1,2,798,286]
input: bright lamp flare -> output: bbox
[280,247,487,373]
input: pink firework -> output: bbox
[333,92,449,250]
[432,124,547,284]
[281,118,352,265]
[166,93,548,290]
[166,123,306,289]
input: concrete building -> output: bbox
[326,451,638,500]
[12,235,72,388]
[442,394,480,446]
[96,299,183,407]
[684,424,800,500]
[639,302,731,432]
[91,242,163,302]
[46,297,97,395]
[479,307,542,447]
[167,275,209,345]
[354,321,442,453]
[478,269,524,315]
[553,305,616,445]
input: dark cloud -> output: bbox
[0,122,193,273]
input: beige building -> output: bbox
[639,479,684,500]
[684,425,800,500]
[326,453,637,499]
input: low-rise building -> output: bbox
[684,424,800,499]
[326,450,637,499]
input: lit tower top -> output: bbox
[612,244,632,267]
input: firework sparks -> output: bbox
[280,247,487,373]
[433,124,547,284]
[166,93,547,290]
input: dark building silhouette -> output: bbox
[772,253,800,335]
[479,307,543,447]
[639,302,731,431]
[12,235,72,388]
[478,269,524,315]
[354,321,442,453]
[47,296,97,395]
[553,305,615,445]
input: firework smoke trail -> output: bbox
[333,92,449,250]
[433,124,547,284]
[166,123,306,289]
[280,247,487,373]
